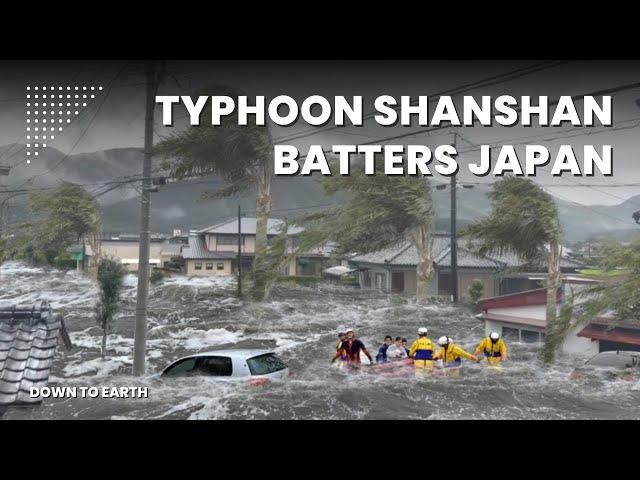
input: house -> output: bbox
[85,236,184,272]
[477,279,640,356]
[348,234,584,299]
[0,301,72,406]
[182,217,332,277]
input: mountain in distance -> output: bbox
[1,145,639,242]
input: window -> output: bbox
[163,357,197,377]
[196,356,233,376]
[205,262,213,270]
[217,263,225,270]
[502,327,519,342]
[217,235,243,245]
[194,262,202,270]
[521,329,542,344]
[587,351,640,369]
[247,354,288,375]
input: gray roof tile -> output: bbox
[197,217,304,235]
[182,235,239,260]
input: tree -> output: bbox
[26,182,101,268]
[468,279,484,308]
[95,258,126,359]
[156,85,274,300]
[461,177,564,363]
[292,159,436,301]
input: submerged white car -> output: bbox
[161,349,290,383]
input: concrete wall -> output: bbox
[561,325,599,358]
[459,272,498,300]
[88,241,163,272]
[185,259,232,276]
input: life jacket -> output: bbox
[439,343,463,365]
[336,340,347,361]
[481,338,505,358]
[410,337,435,361]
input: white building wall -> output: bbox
[561,324,599,357]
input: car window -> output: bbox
[246,353,287,375]
[196,356,232,376]
[586,352,640,369]
[163,357,197,376]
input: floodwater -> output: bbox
[1,261,639,420]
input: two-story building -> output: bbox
[182,217,331,277]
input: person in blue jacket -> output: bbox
[376,335,393,363]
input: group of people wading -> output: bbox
[331,328,508,373]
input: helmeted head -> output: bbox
[346,329,355,339]
[438,336,449,346]
[418,327,428,337]
[490,332,500,343]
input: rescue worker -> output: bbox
[474,332,508,366]
[433,336,479,370]
[376,335,393,363]
[408,327,435,370]
[332,328,373,367]
[386,336,408,361]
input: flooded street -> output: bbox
[2,261,640,420]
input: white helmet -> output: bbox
[345,328,354,333]
[438,336,449,346]
[490,332,500,341]
[418,327,428,334]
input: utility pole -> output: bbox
[450,132,459,303]
[133,61,159,376]
[237,205,242,297]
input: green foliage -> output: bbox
[150,268,165,284]
[95,258,126,359]
[52,251,77,270]
[294,157,434,256]
[578,237,640,323]
[461,177,561,262]
[24,182,101,255]
[468,279,484,305]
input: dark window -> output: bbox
[599,341,640,354]
[194,262,202,270]
[521,329,541,344]
[205,262,213,270]
[246,353,287,375]
[502,327,519,342]
[196,356,233,376]
[163,357,197,377]
[218,235,243,245]
[217,263,225,270]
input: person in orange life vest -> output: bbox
[433,336,479,368]
[332,329,373,365]
[409,327,436,369]
[474,332,508,366]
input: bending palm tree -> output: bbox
[155,85,274,300]
[461,177,564,363]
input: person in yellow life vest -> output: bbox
[433,336,479,368]
[409,327,435,370]
[474,332,507,366]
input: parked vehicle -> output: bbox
[161,349,289,384]
[571,351,640,381]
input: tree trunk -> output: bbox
[409,225,434,302]
[87,230,102,281]
[101,325,107,360]
[251,158,273,301]
[542,239,563,364]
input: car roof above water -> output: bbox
[183,349,274,360]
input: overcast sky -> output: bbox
[0,60,639,206]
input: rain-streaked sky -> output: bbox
[0,60,639,205]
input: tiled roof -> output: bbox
[160,243,183,255]
[182,235,238,260]
[349,236,583,270]
[197,217,304,235]
[0,301,71,406]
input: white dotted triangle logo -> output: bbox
[25,85,103,163]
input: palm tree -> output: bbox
[155,85,274,300]
[293,160,436,301]
[461,177,564,363]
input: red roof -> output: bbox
[478,288,560,311]
[577,324,640,346]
